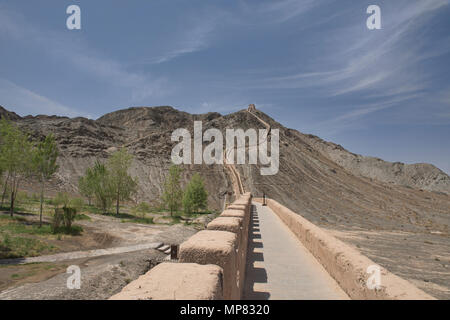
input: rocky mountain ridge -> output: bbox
[1,104,450,298]
[2,105,449,200]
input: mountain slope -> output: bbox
[0,106,21,121]
[1,105,450,298]
[304,133,450,194]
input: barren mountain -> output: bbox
[0,106,21,121]
[304,134,450,194]
[2,105,450,298]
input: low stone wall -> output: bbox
[207,216,245,296]
[109,194,252,300]
[179,230,239,299]
[109,263,223,300]
[259,198,435,300]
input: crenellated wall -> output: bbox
[109,192,252,300]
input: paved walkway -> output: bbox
[0,242,163,265]
[244,202,349,300]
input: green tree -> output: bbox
[183,173,208,215]
[0,119,10,207]
[0,165,5,207]
[69,197,84,213]
[91,161,113,214]
[62,207,77,230]
[53,192,70,209]
[0,182,10,208]
[0,119,8,206]
[134,202,151,219]
[78,168,95,206]
[0,118,34,216]
[51,195,82,233]
[33,134,59,227]
[107,148,137,215]
[161,165,183,216]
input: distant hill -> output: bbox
[2,104,450,298]
[303,133,450,194]
[2,104,448,209]
[0,105,21,121]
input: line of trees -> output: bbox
[162,165,208,216]
[0,118,58,225]
[78,148,138,215]
[1,117,208,220]
[78,161,208,217]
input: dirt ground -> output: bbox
[0,249,165,300]
[0,210,199,299]
[328,229,450,299]
[0,262,69,292]
[1,210,202,253]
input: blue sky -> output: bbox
[0,0,449,174]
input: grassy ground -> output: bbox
[96,205,218,226]
[6,191,218,221]
[0,193,218,259]
[0,234,57,259]
[0,194,216,296]
[0,215,60,259]
[0,195,84,259]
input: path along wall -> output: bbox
[254,198,435,300]
[110,193,252,300]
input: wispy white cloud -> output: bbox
[257,0,319,24]
[129,7,228,66]
[0,6,168,110]
[241,0,450,132]
[151,19,216,64]
[313,93,424,135]
[332,71,391,96]
[237,0,322,25]
[0,78,92,118]
[275,0,447,93]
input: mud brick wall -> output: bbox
[109,193,252,300]
[259,198,435,300]
[109,263,223,300]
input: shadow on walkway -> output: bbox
[243,205,270,300]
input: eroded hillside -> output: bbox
[2,105,449,298]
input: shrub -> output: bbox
[161,165,183,216]
[16,191,29,202]
[52,206,79,233]
[63,207,77,230]
[183,173,208,215]
[52,208,64,232]
[53,192,70,209]
[69,198,84,213]
[31,193,40,201]
[134,202,151,219]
